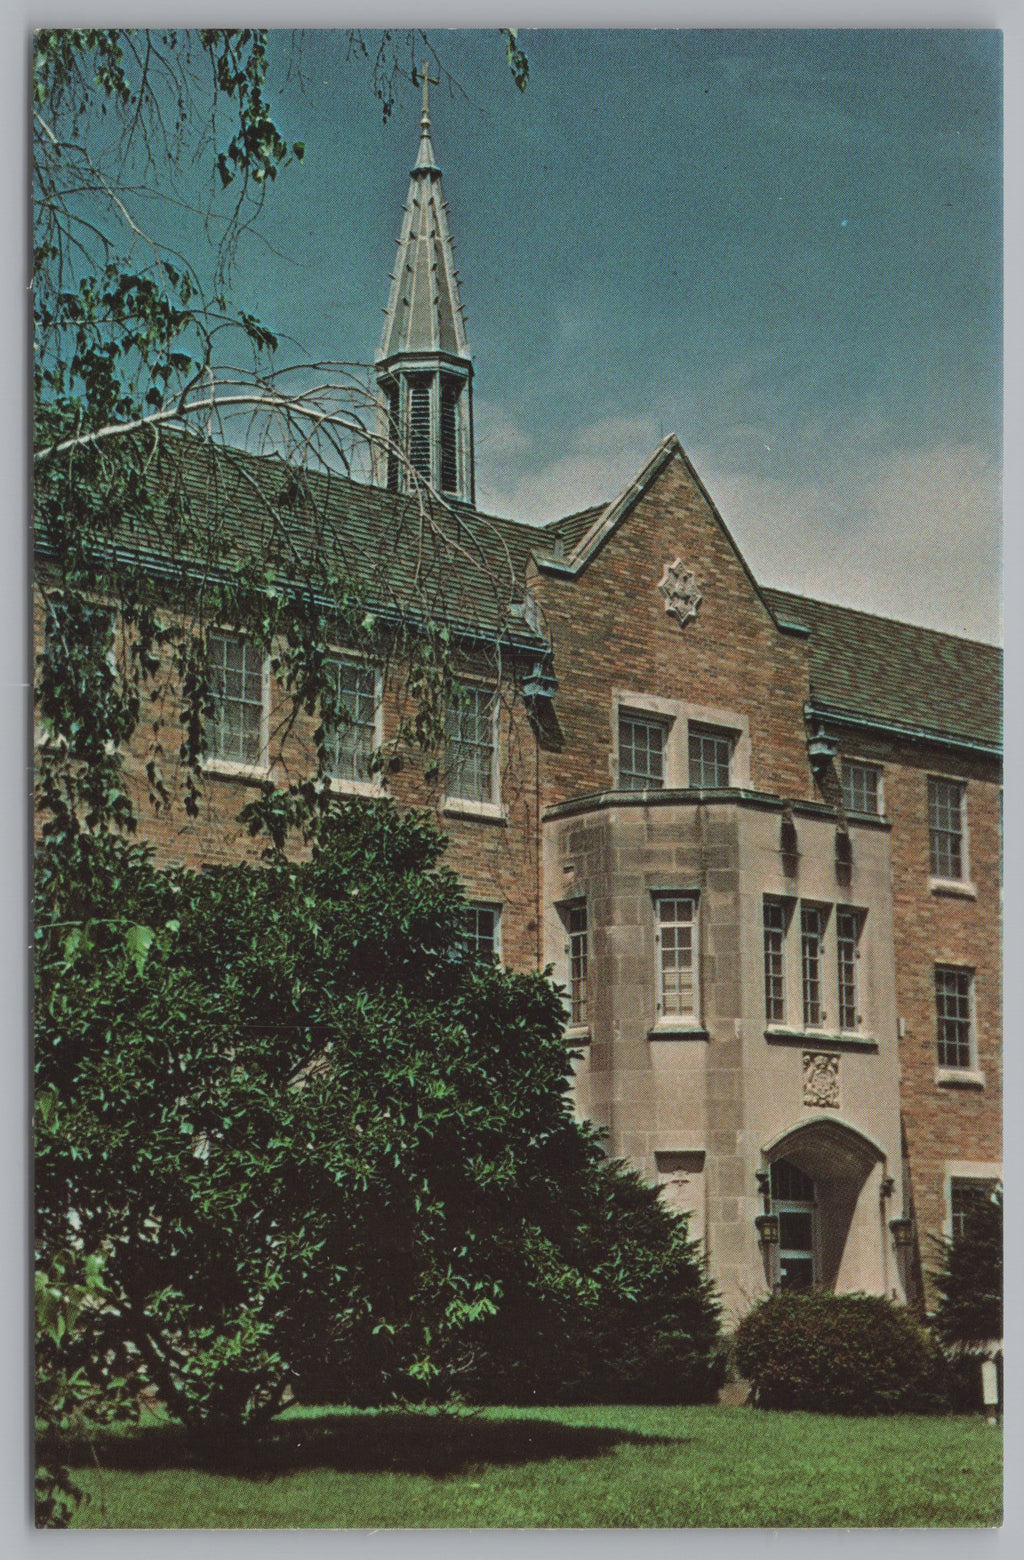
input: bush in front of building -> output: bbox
[464,1158,724,1406]
[930,1187,1002,1411]
[733,1291,950,1414]
[37,800,724,1435]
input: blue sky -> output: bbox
[137,30,1005,641]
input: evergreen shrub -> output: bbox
[733,1291,950,1414]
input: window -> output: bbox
[567,901,589,1026]
[950,1178,996,1243]
[800,905,826,1028]
[207,632,264,765]
[763,899,788,1024]
[619,712,666,790]
[656,895,698,1020]
[842,760,881,817]
[935,966,973,1069]
[771,1159,816,1290]
[462,904,499,962]
[688,723,733,788]
[836,908,863,1032]
[929,777,965,879]
[325,659,379,782]
[445,684,497,805]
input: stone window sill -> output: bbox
[648,1024,709,1041]
[443,798,506,825]
[329,776,385,798]
[929,877,978,900]
[564,1025,592,1045]
[764,1026,878,1052]
[203,757,272,786]
[935,1067,985,1089]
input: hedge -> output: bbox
[733,1291,950,1414]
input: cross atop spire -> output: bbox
[416,59,439,124]
[413,60,441,171]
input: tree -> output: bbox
[931,1188,1003,1349]
[33,27,537,1515]
[34,28,533,852]
[35,801,720,1439]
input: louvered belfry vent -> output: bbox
[408,380,432,482]
[374,89,474,504]
[440,379,460,493]
[385,382,401,492]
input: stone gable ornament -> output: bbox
[658,558,702,628]
[802,1051,841,1110]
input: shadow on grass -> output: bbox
[58,1410,689,1481]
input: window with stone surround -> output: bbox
[763,898,789,1023]
[566,900,589,1026]
[929,776,966,880]
[935,965,974,1069]
[949,1177,997,1243]
[445,683,498,805]
[836,907,863,1032]
[800,904,828,1028]
[462,903,500,962]
[207,632,266,767]
[324,658,380,783]
[655,894,698,1020]
[618,711,667,790]
[841,759,881,817]
[688,723,734,788]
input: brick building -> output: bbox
[40,95,1001,1324]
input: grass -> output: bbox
[62,1403,1002,1529]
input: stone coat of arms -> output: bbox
[658,558,702,627]
[802,1051,840,1109]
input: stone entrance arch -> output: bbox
[761,1116,896,1298]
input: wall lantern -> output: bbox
[807,723,838,768]
[755,1213,780,1247]
[889,1216,915,1250]
[522,660,559,702]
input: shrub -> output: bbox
[734,1291,950,1414]
[465,1159,724,1406]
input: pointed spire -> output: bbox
[375,75,475,505]
[377,67,470,364]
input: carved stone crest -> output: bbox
[657,558,702,628]
[802,1051,840,1109]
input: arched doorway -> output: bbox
[762,1117,893,1297]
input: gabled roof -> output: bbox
[36,429,1001,753]
[764,588,1002,753]
[531,434,792,635]
[377,107,470,365]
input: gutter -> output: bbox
[34,534,551,660]
[807,700,1002,761]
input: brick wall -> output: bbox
[528,452,814,812]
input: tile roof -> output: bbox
[43,434,549,652]
[763,588,1002,751]
[38,433,1001,751]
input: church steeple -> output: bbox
[375,67,474,504]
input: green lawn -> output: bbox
[63,1403,1002,1529]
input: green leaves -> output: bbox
[124,923,156,976]
[500,29,530,92]
[36,804,720,1432]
